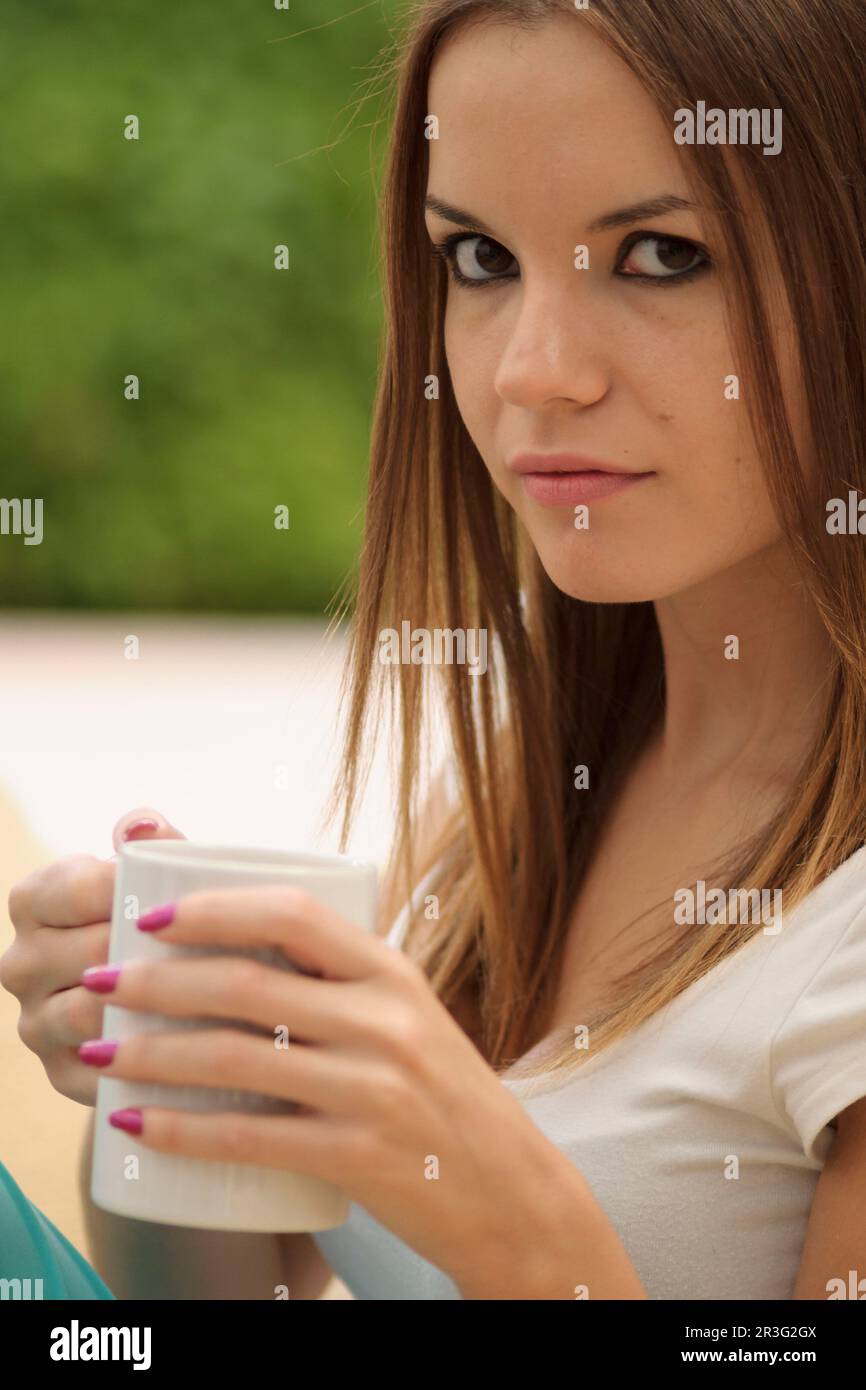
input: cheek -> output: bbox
[443,312,490,439]
[627,303,731,439]
[634,317,779,530]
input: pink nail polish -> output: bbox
[109,1108,143,1135]
[79,1040,118,1067]
[81,964,121,993]
[137,902,176,932]
[122,819,160,842]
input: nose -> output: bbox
[493,274,611,411]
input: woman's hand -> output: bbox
[0,808,186,1104]
[76,884,565,1289]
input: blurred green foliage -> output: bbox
[0,0,397,611]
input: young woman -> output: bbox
[4,0,866,1300]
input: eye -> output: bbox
[429,233,517,289]
[616,232,709,284]
[429,228,711,290]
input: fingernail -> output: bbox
[137,902,176,932]
[78,1040,118,1067]
[109,1108,143,1135]
[122,818,160,842]
[81,964,121,993]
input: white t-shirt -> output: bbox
[313,842,866,1299]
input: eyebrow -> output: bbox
[424,194,697,236]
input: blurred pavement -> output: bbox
[0,612,395,863]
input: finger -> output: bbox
[45,1051,104,1107]
[81,954,359,1047]
[133,885,386,981]
[79,1027,372,1115]
[112,808,187,854]
[4,920,110,998]
[12,856,115,932]
[27,984,107,1050]
[46,920,112,992]
[103,1104,354,1184]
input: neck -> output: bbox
[651,539,834,790]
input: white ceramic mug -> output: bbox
[90,840,378,1232]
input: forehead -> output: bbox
[426,15,687,228]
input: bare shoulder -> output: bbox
[835,1094,866,1140]
[792,1095,866,1298]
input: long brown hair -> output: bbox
[325,0,866,1084]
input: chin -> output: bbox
[543,569,663,605]
[532,542,682,605]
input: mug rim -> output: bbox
[120,840,377,876]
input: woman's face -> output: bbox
[424,15,803,603]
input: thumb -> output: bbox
[112,807,187,855]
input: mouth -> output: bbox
[507,452,656,507]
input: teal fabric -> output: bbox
[0,1158,115,1299]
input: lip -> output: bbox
[508,452,655,507]
[508,451,646,476]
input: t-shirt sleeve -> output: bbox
[771,901,866,1164]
